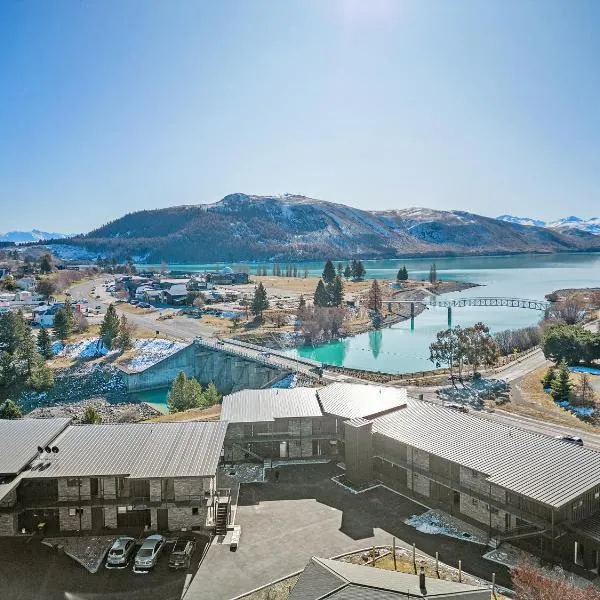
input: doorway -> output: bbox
[157,508,168,532]
[91,506,104,530]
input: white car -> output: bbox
[106,536,136,568]
[133,534,165,573]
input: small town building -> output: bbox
[32,302,65,327]
[290,557,491,600]
[0,419,228,536]
[15,277,36,291]
[163,283,188,305]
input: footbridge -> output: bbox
[388,296,550,328]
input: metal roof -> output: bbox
[0,418,71,475]
[373,400,600,509]
[221,388,322,423]
[318,384,407,419]
[25,421,227,479]
[289,557,489,600]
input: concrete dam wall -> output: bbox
[120,340,292,394]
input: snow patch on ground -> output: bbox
[404,510,487,545]
[54,338,114,359]
[271,373,297,388]
[556,400,595,418]
[121,338,189,372]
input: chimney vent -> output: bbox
[419,566,426,594]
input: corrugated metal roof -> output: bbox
[0,418,71,475]
[290,557,489,599]
[373,400,600,509]
[25,421,227,479]
[318,384,407,419]
[220,388,322,423]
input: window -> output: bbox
[117,506,127,514]
[471,469,478,478]
[595,491,599,500]
[68,508,77,516]
[471,498,478,506]
[66,478,79,487]
[573,499,584,511]
[192,507,199,515]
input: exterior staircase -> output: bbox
[215,498,229,536]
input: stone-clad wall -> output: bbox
[0,513,16,535]
[102,477,116,500]
[58,478,91,501]
[459,493,509,531]
[104,506,118,529]
[0,487,17,508]
[412,448,429,471]
[174,478,204,501]
[59,506,91,531]
[150,479,162,502]
[168,507,206,531]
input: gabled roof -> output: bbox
[0,418,71,475]
[317,383,407,419]
[289,557,490,600]
[373,400,600,509]
[221,388,322,423]
[25,421,227,479]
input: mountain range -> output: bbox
[44,194,600,263]
[0,229,71,244]
[497,215,600,235]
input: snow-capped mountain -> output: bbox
[0,229,71,244]
[496,215,546,227]
[497,215,600,235]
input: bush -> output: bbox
[494,326,542,355]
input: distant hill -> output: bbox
[0,229,70,244]
[497,215,600,235]
[49,194,600,262]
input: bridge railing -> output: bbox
[220,337,322,368]
[388,296,550,311]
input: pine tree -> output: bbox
[116,314,132,350]
[367,280,382,313]
[351,260,366,280]
[204,381,221,406]
[168,371,187,413]
[551,360,572,401]
[39,254,52,274]
[100,304,120,349]
[53,307,72,341]
[314,279,330,307]
[337,262,344,276]
[429,263,438,284]
[0,399,22,419]
[331,276,344,307]
[322,260,336,285]
[81,405,102,424]
[298,294,307,314]
[397,266,408,281]
[183,377,206,409]
[343,265,352,279]
[37,327,53,359]
[251,282,269,319]
[541,366,555,389]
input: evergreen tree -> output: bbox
[116,314,132,350]
[167,371,187,413]
[0,311,30,354]
[541,366,556,389]
[397,266,408,281]
[81,405,102,424]
[204,381,221,406]
[184,377,206,408]
[551,360,572,401]
[100,303,120,349]
[429,263,438,284]
[351,259,366,280]
[53,308,71,341]
[251,282,269,319]
[331,276,344,307]
[37,327,53,359]
[26,357,54,391]
[39,254,53,274]
[298,294,307,314]
[0,399,21,419]
[343,265,352,279]
[367,280,382,313]
[314,279,330,307]
[322,260,336,285]
[337,262,344,276]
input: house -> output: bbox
[32,303,65,327]
[15,277,36,291]
[0,419,228,536]
[290,557,491,600]
[142,289,164,304]
[206,270,249,285]
[164,284,188,305]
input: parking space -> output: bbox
[186,463,510,600]
[0,534,209,600]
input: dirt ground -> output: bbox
[499,366,600,431]
[147,403,221,422]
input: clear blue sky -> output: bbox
[1,0,600,232]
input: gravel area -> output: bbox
[43,536,116,573]
[27,397,160,423]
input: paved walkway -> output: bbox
[184,464,509,600]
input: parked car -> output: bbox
[555,435,584,446]
[444,402,468,413]
[106,536,136,568]
[133,534,166,573]
[139,302,151,308]
[168,538,195,570]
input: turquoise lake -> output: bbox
[148,253,600,375]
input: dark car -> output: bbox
[555,435,584,446]
[168,538,195,570]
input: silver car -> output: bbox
[106,537,136,569]
[133,534,165,573]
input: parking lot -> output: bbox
[0,534,209,600]
[185,463,510,600]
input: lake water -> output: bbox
[279,253,600,374]
[148,253,600,374]
[128,387,170,413]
